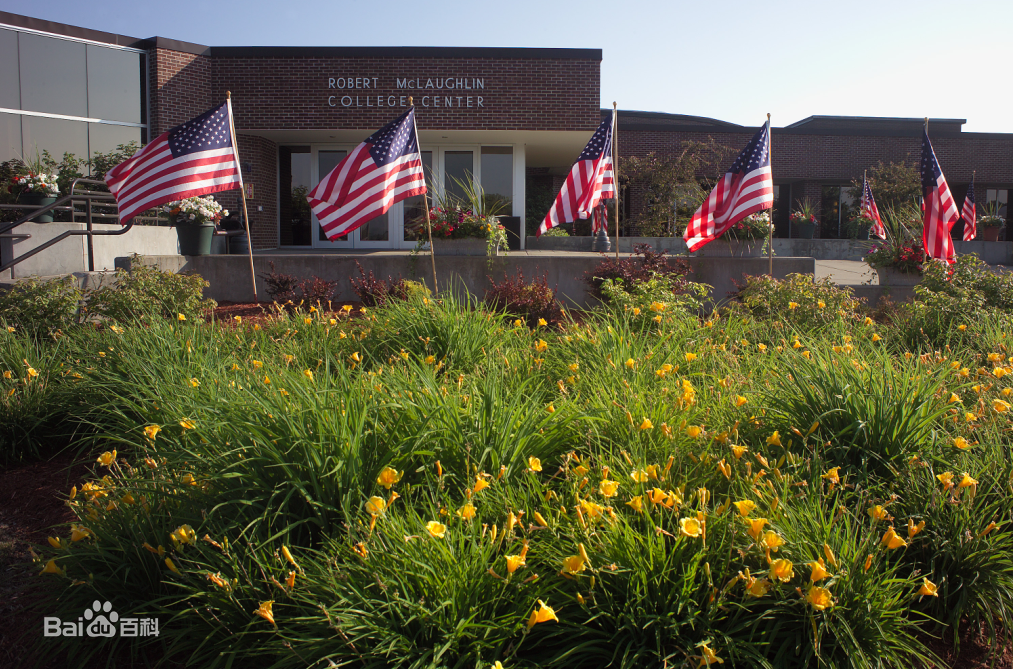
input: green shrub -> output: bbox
[737,273,862,328]
[0,276,83,335]
[86,258,215,322]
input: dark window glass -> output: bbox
[0,29,19,110]
[820,186,841,238]
[279,146,310,246]
[772,184,791,238]
[0,112,22,162]
[19,33,88,117]
[404,151,433,241]
[87,46,142,123]
[481,146,512,215]
[444,151,474,203]
[21,115,88,165]
[89,123,141,161]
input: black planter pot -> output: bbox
[18,193,57,223]
[176,223,215,256]
[795,222,816,239]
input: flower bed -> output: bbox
[5,278,1013,667]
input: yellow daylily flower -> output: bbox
[144,425,161,441]
[377,466,403,489]
[40,559,63,575]
[526,600,558,629]
[366,496,386,516]
[599,479,619,497]
[808,558,831,582]
[505,554,526,574]
[253,600,276,627]
[807,586,833,611]
[426,521,447,538]
[733,500,756,517]
[746,517,768,541]
[907,519,926,538]
[763,530,785,551]
[96,450,117,466]
[528,456,542,472]
[766,431,781,447]
[696,641,724,667]
[769,558,794,582]
[626,496,644,513]
[734,395,748,407]
[679,517,703,538]
[918,578,939,597]
[881,527,908,549]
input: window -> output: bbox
[18,33,88,117]
[481,146,513,215]
[21,115,88,163]
[820,185,857,238]
[772,184,790,238]
[89,123,141,159]
[0,29,20,110]
[87,45,143,124]
[279,146,311,246]
[0,112,21,162]
[985,189,1008,218]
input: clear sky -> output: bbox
[7,0,1012,133]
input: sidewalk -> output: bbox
[815,260,876,285]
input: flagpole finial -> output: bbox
[227,91,231,100]
[409,96,413,106]
[924,117,929,130]
[767,113,771,121]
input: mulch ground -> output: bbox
[207,300,365,327]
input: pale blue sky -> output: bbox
[8,0,1012,133]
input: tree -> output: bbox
[851,161,921,211]
[620,138,734,237]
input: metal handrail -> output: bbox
[0,178,134,274]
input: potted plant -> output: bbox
[978,203,1006,242]
[163,195,228,256]
[790,198,818,239]
[409,173,508,262]
[865,239,925,285]
[843,214,875,240]
[11,151,60,223]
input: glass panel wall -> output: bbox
[444,151,474,203]
[279,146,310,246]
[480,146,512,215]
[89,123,141,159]
[0,29,20,110]
[87,45,143,123]
[21,115,88,163]
[820,185,857,238]
[0,112,22,162]
[19,33,88,117]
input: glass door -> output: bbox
[310,147,393,249]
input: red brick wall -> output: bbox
[211,56,600,132]
[150,48,212,136]
[235,134,278,250]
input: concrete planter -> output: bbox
[877,267,921,286]
[432,238,497,256]
[694,239,766,257]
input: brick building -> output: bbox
[2,10,1010,249]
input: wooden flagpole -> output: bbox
[409,96,439,294]
[613,101,619,259]
[225,91,258,303]
[767,113,773,277]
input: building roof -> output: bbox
[608,110,747,132]
[784,115,965,134]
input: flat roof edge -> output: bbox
[0,10,144,48]
[210,46,602,60]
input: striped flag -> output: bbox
[684,120,773,252]
[962,176,976,241]
[308,108,426,240]
[920,129,959,264]
[860,176,886,240]
[538,111,615,236]
[105,101,241,223]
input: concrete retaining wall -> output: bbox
[2,223,179,279]
[130,253,816,308]
[526,236,1013,264]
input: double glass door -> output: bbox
[310,146,481,249]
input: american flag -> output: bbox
[860,176,886,240]
[537,111,615,236]
[105,101,240,223]
[308,108,426,240]
[592,200,609,234]
[920,129,959,264]
[961,176,976,241]
[684,121,773,252]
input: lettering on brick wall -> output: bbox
[326,76,487,109]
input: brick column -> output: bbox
[236,135,278,250]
